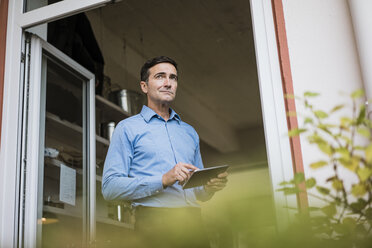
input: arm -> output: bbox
[101,123,163,201]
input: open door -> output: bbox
[20,33,96,247]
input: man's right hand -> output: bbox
[162,163,198,187]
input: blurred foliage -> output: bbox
[278,89,372,247]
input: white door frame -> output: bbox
[250,0,296,229]
[0,0,295,246]
[0,1,108,247]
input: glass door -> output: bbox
[21,33,96,247]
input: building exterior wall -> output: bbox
[282,0,364,205]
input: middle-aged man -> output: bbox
[102,56,228,248]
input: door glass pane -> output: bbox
[25,0,64,12]
[39,53,87,247]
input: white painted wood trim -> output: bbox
[250,0,296,229]
[348,0,372,114]
[20,0,111,28]
[0,0,24,247]
[23,35,43,248]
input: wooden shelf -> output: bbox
[44,206,134,229]
[44,158,103,182]
[96,216,134,229]
[95,95,130,123]
[44,205,81,219]
[46,112,109,160]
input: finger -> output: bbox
[176,170,189,181]
[181,163,198,171]
[176,175,187,183]
[207,181,227,187]
[218,172,228,178]
[180,167,192,177]
[209,178,228,184]
[205,185,223,192]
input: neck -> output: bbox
[147,102,171,121]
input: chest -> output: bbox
[132,121,197,164]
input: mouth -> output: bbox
[160,91,174,95]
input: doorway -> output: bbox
[24,0,275,246]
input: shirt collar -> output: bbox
[140,105,181,123]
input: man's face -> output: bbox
[140,62,178,106]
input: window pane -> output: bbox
[40,54,87,247]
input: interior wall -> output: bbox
[201,125,267,171]
[282,0,364,205]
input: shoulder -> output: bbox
[179,120,200,141]
[114,114,144,136]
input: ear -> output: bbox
[140,81,148,94]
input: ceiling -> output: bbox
[87,0,263,153]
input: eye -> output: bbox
[155,74,165,79]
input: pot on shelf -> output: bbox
[109,89,145,116]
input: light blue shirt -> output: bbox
[102,105,213,208]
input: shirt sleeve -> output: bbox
[101,123,164,201]
[193,138,214,202]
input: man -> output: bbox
[102,56,228,248]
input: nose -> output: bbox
[163,77,171,87]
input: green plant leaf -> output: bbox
[351,89,364,99]
[354,146,365,151]
[321,204,336,217]
[305,178,316,188]
[350,198,368,213]
[293,173,305,184]
[365,207,372,220]
[340,117,352,128]
[276,187,300,195]
[351,183,367,197]
[318,143,333,156]
[338,157,359,172]
[357,105,366,125]
[332,179,343,191]
[310,160,328,169]
[357,127,370,137]
[288,128,307,137]
[304,117,313,124]
[357,167,372,182]
[366,143,372,165]
[316,186,330,195]
[339,136,352,145]
[287,111,297,117]
[285,94,295,99]
[314,110,328,119]
[330,104,344,113]
[279,181,293,186]
[335,147,350,160]
[304,91,320,97]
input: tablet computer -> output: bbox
[182,165,229,189]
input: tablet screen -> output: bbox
[182,165,229,189]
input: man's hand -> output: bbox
[162,163,198,187]
[204,172,228,193]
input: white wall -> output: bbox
[282,0,364,206]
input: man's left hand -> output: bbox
[204,172,228,193]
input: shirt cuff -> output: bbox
[144,175,164,196]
